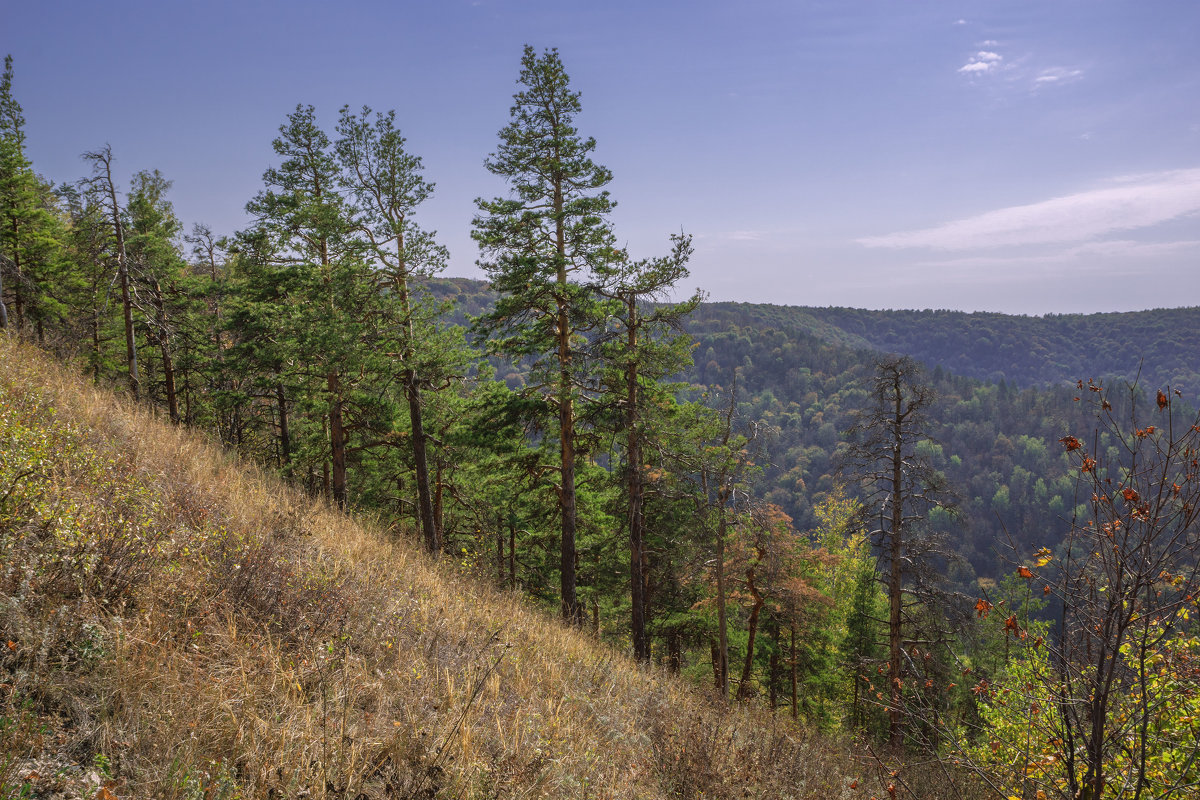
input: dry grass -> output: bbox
[0,339,969,799]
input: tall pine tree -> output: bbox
[473,46,622,624]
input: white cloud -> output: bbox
[954,18,967,25]
[959,50,1003,74]
[979,39,999,47]
[859,169,1200,250]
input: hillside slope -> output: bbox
[0,340,902,799]
[691,303,1200,396]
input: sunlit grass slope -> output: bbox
[1,339,870,799]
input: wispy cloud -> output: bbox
[859,169,1200,250]
[1035,66,1084,85]
[697,229,768,243]
[910,239,1200,271]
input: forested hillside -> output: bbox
[426,280,1200,581]
[778,305,1200,395]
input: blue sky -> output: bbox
[6,0,1199,314]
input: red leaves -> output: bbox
[1122,488,1141,504]
[1080,456,1096,473]
[975,598,994,618]
[1059,436,1083,451]
[1158,390,1169,411]
[1135,426,1156,439]
[1017,566,1034,579]
[1004,614,1019,634]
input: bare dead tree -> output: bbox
[82,145,139,399]
[841,355,959,746]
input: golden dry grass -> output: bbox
[0,339,921,799]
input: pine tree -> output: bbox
[595,233,700,660]
[126,169,190,423]
[335,105,453,554]
[0,55,67,340]
[473,46,622,624]
[82,145,139,398]
[245,105,376,507]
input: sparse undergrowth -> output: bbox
[0,340,971,799]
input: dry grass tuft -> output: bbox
[0,340,960,799]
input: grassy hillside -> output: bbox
[0,339,930,799]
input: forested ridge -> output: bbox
[5,47,1200,799]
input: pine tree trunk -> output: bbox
[406,368,438,554]
[508,515,517,589]
[627,295,649,662]
[328,370,347,508]
[276,381,291,469]
[496,511,505,586]
[152,279,179,424]
[554,184,582,626]
[716,506,730,698]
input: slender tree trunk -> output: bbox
[496,511,504,586]
[406,368,438,553]
[433,452,445,538]
[7,215,23,331]
[736,565,763,700]
[508,515,517,589]
[627,295,649,662]
[328,370,347,508]
[888,378,904,746]
[710,638,723,691]
[90,149,140,399]
[715,504,730,698]
[392,246,439,555]
[275,380,291,469]
[0,264,8,331]
[768,618,779,711]
[151,278,179,424]
[667,630,681,674]
[90,309,100,382]
[790,622,799,720]
[553,177,582,626]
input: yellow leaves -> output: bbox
[1034,547,1053,567]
